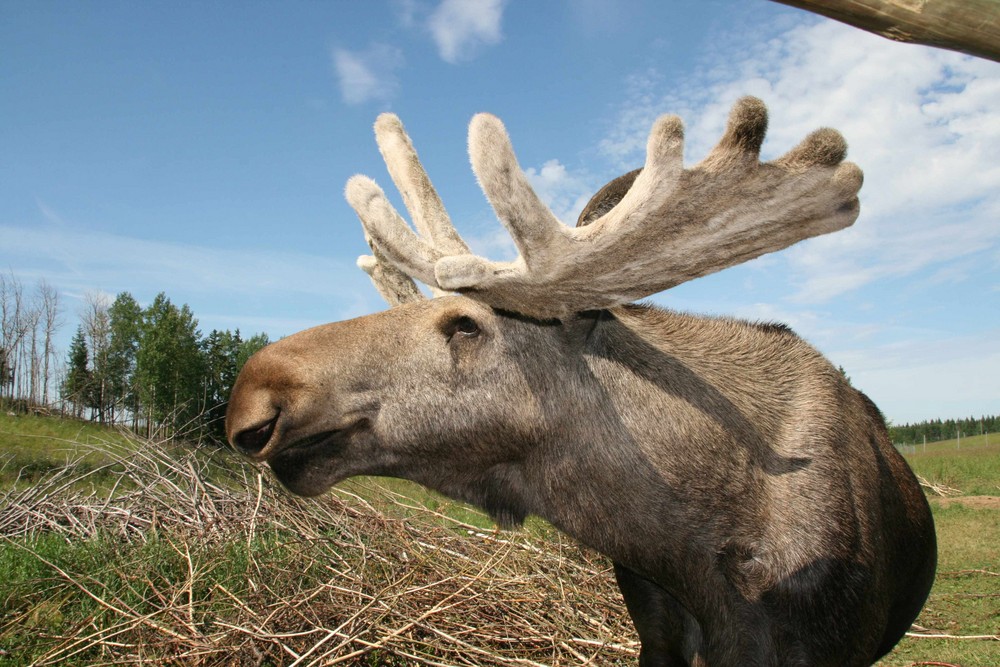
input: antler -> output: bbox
[348,96,863,319]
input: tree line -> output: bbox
[61,292,269,443]
[889,415,998,446]
[1,273,268,444]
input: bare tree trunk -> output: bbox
[770,0,1000,62]
[0,273,27,401]
[11,288,35,405]
[28,311,40,404]
[82,291,111,423]
[38,281,61,407]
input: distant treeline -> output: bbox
[1,273,269,444]
[889,415,998,445]
[61,291,270,444]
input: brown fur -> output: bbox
[227,300,936,666]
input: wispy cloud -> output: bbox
[427,0,506,64]
[333,43,404,105]
[392,0,421,29]
[0,216,379,338]
[523,159,593,226]
[838,331,1000,423]
[600,19,1000,305]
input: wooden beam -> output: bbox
[770,0,1000,62]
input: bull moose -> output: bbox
[226,97,937,666]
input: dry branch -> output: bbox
[905,631,1000,641]
[915,473,961,497]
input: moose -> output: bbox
[227,97,937,666]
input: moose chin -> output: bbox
[227,97,936,667]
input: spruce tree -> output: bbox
[62,326,90,418]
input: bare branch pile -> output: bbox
[0,435,637,665]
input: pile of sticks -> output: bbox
[0,435,638,665]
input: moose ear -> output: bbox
[575,168,641,228]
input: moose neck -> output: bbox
[396,306,755,571]
[469,306,801,581]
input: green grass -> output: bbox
[897,432,997,453]
[1,412,998,665]
[0,412,137,489]
[341,476,498,530]
[0,530,299,664]
[875,444,1000,665]
[904,438,1000,497]
[878,502,1000,666]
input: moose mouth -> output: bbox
[266,420,368,496]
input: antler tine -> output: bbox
[346,175,444,295]
[578,113,685,237]
[350,114,471,304]
[374,113,471,257]
[698,96,769,170]
[432,113,568,297]
[356,248,423,307]
[466,113,565,259]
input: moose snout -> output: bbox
[225,343,292,460]
[226,384,283,460]
[226,321,370,461]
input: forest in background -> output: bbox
[0,273,268,443]
[890,415,998,446]
[1,272,994,447]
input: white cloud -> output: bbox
[838,333,1000,424]
[392,0,421,28]
[600,19,1000,305]
[523,159,593,226]
[428,0,506,64]
[333,43,404,105]
[465,225,518,262]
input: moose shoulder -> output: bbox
[227,98,936,666]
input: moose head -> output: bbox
[227,97,936,666]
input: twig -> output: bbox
[916,474,962,497]
[905,631,1000,640]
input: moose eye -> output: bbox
[442,315,480,341]
[453,316,480,337]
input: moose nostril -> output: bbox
[234,415,278,455]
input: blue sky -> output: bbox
[2,0,998,425]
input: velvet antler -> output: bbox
[348,97,862,318]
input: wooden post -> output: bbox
[769,0,1000,62]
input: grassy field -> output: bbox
[881,437,1000,666]
[901,433,1000,498]
[0,413,136,487]
[1,412,997,665]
